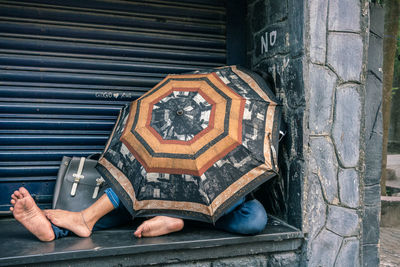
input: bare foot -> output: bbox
[10,187,55,242]
[44,210,92,238]
[134,216,184,238]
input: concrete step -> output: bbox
[379,227,400,266]
[381,196,400,227]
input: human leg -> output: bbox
[47,187,184,238]
[100,190,184,238]
[215,199,268,235]
[10,187,55,241]
[10,186,184,241]
[48,188,131,238]
[45,189,118,237]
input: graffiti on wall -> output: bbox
[260,30,277,54]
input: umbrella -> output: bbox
[96,65,282,223]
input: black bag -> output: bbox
[52,155,107,211]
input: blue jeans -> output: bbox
[215,196,268,235]
[52,188,268,238]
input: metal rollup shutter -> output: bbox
[0,0,228,211]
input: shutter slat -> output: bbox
[1,177,56,182]
[0,53,213,73]
[0,135,108,145]
[0,20,225,49]
[0,166,60,176]
[0,119,115,130]
[0,102,122,114]
[0,35,225,56]
[0,0,227,211]
[0,150,102,161]
[0,1,226,27]
[0,86,145,101]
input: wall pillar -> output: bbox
[247,0,382,266]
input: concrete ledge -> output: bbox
[0,216,303,266]
[381,196,400,227]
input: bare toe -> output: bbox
[13,190,22,199]
[133,223,146,238]
[19,187,31,197]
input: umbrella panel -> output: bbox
[120,73,246,176]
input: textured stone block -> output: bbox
[370,3,384,37]
[362,244,380,267]
[327,33,363,82]
[362,205,380,244]
[309,229,342,267]
[338,168,360,208]
[309,0,328,63]
[287,159,304,229]
[305,173,326,241]
[308,63,337,134]
[167,262,210,267]
[254,22,289,61]
[282,57,304,109]
[268,252,300,267]
[288,0,304,57]
[364,184,381,207]
[310,137,339,203]
[255,56,285,95]
[326,205,360,236]
[335,237,360,267]
[367,33,383,80]
[256,56,305,111]
[285,108,304,158]
[365,129,383,186]
[365,74,383,136]
[267,1,288,24]
[332,85,361,168]
[328,0,361,32]
[213,255,268,267]
[364,74,382,186]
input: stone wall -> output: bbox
[164,252,300,267]
[304,0,369,266]
[247,0,382,266]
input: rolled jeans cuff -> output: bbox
[105,187,120,209]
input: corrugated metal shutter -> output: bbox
[0,0,227,211]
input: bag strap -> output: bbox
[92,177,106,199]
[71,157,86,196]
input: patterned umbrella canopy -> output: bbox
[96,66,282,223]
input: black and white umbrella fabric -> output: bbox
[96,65,281,223]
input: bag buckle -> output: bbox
[71,157,86,196]
[92,177,105,199]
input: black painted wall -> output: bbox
[247,0,304,229]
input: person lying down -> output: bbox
[10,186,268,242]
